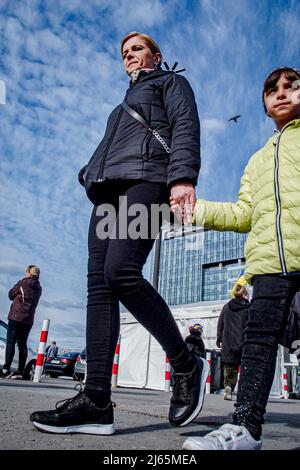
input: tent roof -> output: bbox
[120,299,227,324]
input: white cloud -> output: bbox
[202,118,226,132]
[0,261,25,276]
[111,0,168,31]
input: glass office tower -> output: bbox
[149,226,247,305]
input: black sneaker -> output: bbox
[0,368,12,378]
[30,385,116,435]
[9,371,23,380]
[169,354,209,427]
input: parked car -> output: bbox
[0,318,36,380]
[73,347,86,382]
[44,351,80,378]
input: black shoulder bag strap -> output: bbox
[121,100,171,154]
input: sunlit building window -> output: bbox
[149,227,246,305]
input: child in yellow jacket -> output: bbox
[171,66,300,450]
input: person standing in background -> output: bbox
[1,265,42,380]
[45,341,59,359]
[216,285,249,400]
[185,323,206,359]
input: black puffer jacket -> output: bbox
[185,330,206,358]
[216,298,249,364]
[79,69,200,203]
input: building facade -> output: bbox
[149,226,247,305]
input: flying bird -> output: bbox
[228,115,242,123]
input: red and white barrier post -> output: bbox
[111,336,121,388]
[206,351,212,394]
[237,366,241,384]
[33,319,50,383]
[283,366,289,399]
[165,356,171,392]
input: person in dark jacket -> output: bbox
[1,265,42,380]
[45,341,58,359]
[216,285,249,400]
[185,324,206,358]
[30,31,209,436]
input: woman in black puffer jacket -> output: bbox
[217,285,249,400]
[30,32,205,435]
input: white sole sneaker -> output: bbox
[183,424,262,450]
[180,357,210,427]
[32,421,116,435]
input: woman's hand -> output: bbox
[169,182,196,225]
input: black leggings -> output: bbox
[4,319,32,373]
[85,180,192,393]
[232,274,300,439]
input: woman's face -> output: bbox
[122,36,161,75]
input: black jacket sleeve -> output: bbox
[162,74,201,188]
[216,306,226,347]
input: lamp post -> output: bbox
[152,230,162,290]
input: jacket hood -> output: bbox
[24,276,41,289]
[228,298,249,312]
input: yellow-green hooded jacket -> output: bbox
[193,119,300,282]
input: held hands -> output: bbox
[169,182,196,225]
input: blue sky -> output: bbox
[0,0,299,349]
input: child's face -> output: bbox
[264,73,300,130]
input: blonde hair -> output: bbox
[120,31,162,63]
[26,265,40,277]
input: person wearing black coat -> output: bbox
[185,324,206,359]
[30,32,209,436]
[216,285,249,400]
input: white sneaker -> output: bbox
[224,386,232,400]
[182,424,262,450]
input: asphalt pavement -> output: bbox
[0,376,300,451]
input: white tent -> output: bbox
[118,300,225,391]
[117,300,285,397]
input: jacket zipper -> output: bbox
[274,122,293,275]
[96,107,123,182]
